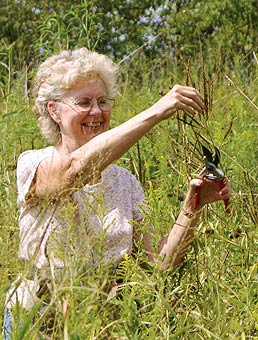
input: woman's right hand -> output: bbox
[151,85,205,120]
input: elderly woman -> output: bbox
[3,47,231,339]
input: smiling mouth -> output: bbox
[82,122,102,128]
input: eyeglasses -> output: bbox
[59,96,115,113]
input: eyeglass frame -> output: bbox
[56,96,115,113]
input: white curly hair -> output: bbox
[33,47,119,144]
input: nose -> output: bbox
[88,100,102,115]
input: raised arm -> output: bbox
[35,85,204,199]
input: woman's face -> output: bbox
[52,77,111,149]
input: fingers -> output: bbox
[171,85,205,114]
[189,178,204,190]
[185,177,232,213]
[191,177,232,206]
[218,178,231,199]
[218,178,232,213]
[154,84,205,120]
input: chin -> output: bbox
[84,131,103,143]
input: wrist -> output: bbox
[148,102,175,121]
[181,206,202,219]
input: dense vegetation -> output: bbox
[0,1,257,339]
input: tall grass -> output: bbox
[0,51,257,339]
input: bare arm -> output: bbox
[35,85,204,198]
[135,178,231,271]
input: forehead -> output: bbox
[65,76,107,99]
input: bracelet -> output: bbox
[182,207,201,219]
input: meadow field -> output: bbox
[0,51,257,339]
[0,1,257,339]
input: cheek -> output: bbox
[63,111,83,127]
[103,111,111,126]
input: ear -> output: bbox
[47,101,61,124]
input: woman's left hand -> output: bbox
[184,177,231,212]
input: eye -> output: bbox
[97,97,108,105]
[74,97,91,107]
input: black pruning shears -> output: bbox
[194,145,231,213]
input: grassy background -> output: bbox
[0,51,257,339]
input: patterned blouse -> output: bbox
[17,146,145,270]
[5,146,145,311]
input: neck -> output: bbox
[56,137,81,155]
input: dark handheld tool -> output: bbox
[194,145,231,213]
